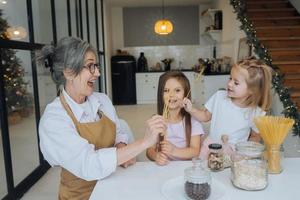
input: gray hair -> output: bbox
[36,36,97,86]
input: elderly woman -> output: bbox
[37,36,166,200]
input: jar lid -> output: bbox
[184,158,211,184]
[208,143,222,150]
[235,141,265,157]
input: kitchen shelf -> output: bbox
[201,9,222,43]
[201,9,222,26]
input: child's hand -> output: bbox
[182,97,193,113]
[155,152,169,166]
[160,140,175,157]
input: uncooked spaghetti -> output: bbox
[254,116,294,173]
[158,95,170,151]
[186,67,205,98]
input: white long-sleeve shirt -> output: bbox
[39,90,128,181]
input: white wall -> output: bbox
[111,7,124,55]
[212,0,245,63]
[290,0,300,13]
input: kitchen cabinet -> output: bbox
[136,72,228,105]
[191,74,229,107]
[187,72,204,107]
[203,75,229,105]
[136,73,161,104]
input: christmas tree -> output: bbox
[0,10,33,118]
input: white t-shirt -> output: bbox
[205,90,266,144]
[39,89,128,181]
[166,117,205,148]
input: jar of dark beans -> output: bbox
[184,158,211,200]
[208,143,224,171]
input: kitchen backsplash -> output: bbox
[122,44,232,71]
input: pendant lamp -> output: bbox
[154,0,173,35]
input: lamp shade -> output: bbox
[154,19,173,35]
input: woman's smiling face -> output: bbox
[65,51,100,103]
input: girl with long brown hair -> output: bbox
[146,71,204,165]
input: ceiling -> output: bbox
[105,0,212,7]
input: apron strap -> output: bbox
[59,93,80,126]
[59,92,103,126]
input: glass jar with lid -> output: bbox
[231,141,268,190]
[184,158,211,200]
[208,143,224,171]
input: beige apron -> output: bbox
[58,94,116,200]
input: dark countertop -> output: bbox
[203,72,230,76]
[136,70,230,75]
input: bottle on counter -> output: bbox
[208,143,224,171]
[203,59,211,74]
[231,141,268,191]
[184,158,211,200]
[137,52,148,72]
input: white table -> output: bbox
[90,158,300,200]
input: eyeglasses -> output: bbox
[83,63,100,74]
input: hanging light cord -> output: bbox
[162,0,165,19]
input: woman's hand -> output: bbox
[182,98,193,113]
[144,115,167,148]
[120,157,136,168]
[160,140,176,157]
[115,115,166,167]
[116,142,136,168]
[155,152,169,166]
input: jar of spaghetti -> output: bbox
[231,141,268,190]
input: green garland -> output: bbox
[230,0,300,136]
